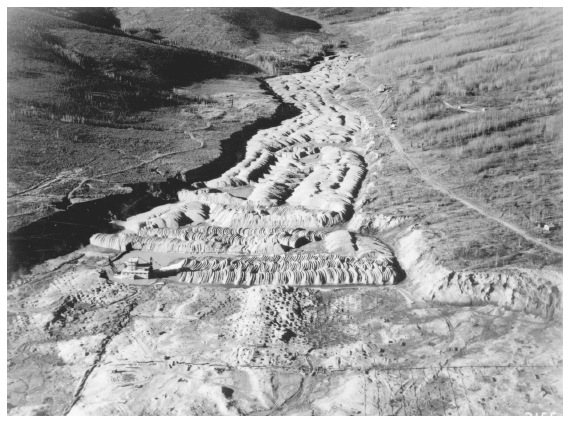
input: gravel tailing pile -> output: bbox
[176,253,399,285]
[90,53,402,286]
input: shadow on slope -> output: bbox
[8,8,260,89]
[116,7,321,50]
[39,7,121,30]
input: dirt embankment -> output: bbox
[395,226,562,320]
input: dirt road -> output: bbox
[354,74,563,255]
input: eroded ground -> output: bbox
[8,265,562,416]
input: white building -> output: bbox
[121,257,153,280]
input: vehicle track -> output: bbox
[354,74,562,255]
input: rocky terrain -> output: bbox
[7,9,563,417]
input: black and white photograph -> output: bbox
[5,2,564,416]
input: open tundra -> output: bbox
[7,7,562,416]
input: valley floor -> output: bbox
[7,53,562,416]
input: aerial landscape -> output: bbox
[6,6,562,416]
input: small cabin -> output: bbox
[121,257,153,280]
[538,223,558,232]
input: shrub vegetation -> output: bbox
[357,8,562,247]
